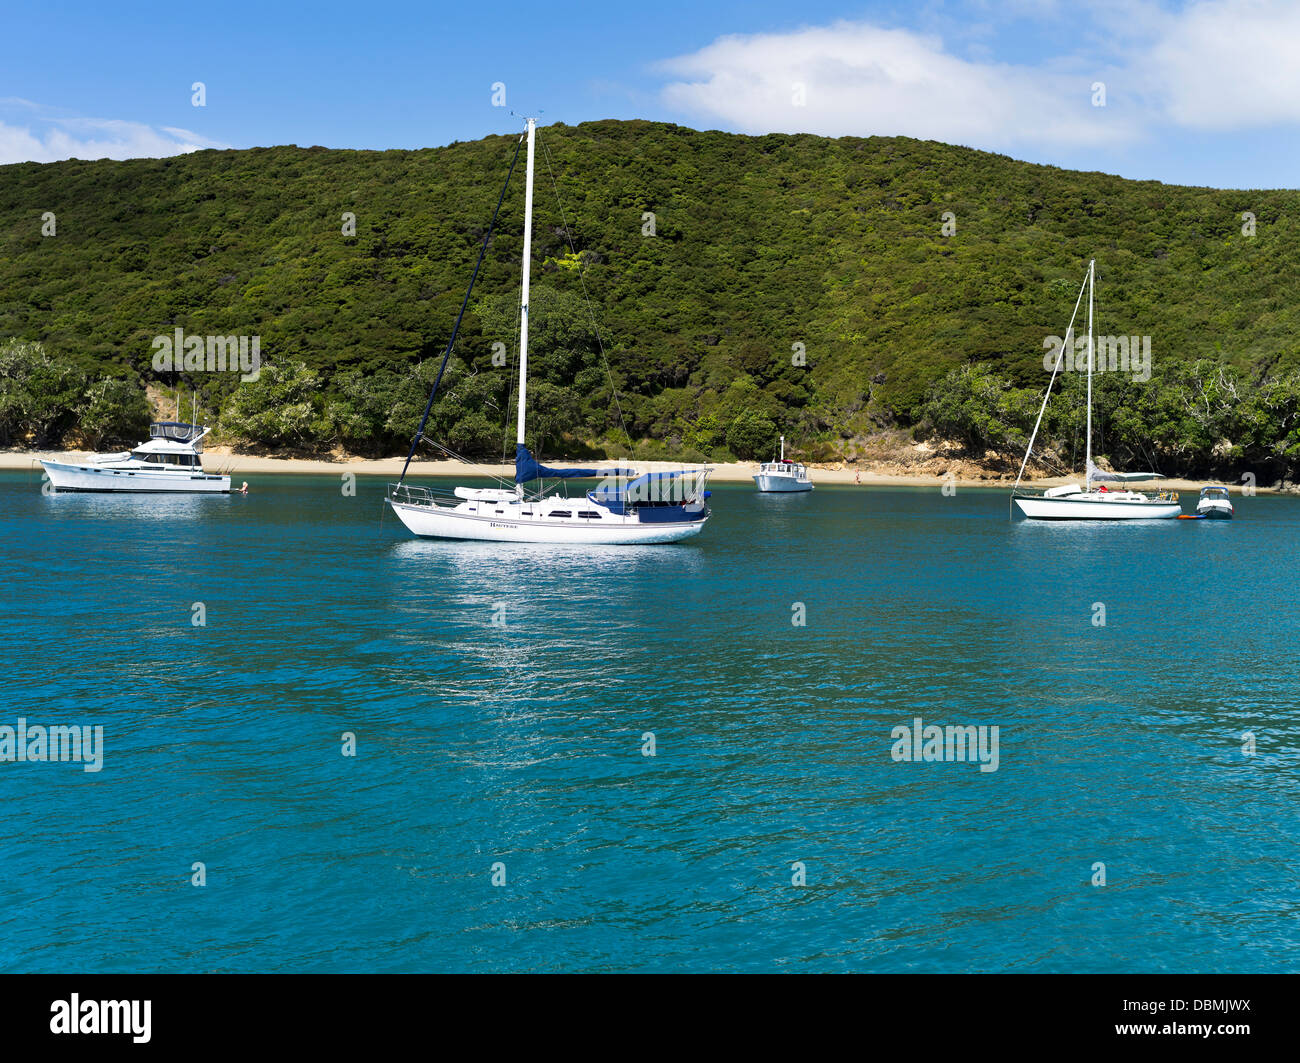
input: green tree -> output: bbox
[726,410,779,459]
[920,364,1037,457]
[220,360,329,448]
[525,381,581,457]
[447,410,501,458]
[79,377,152,449]
[0,339,85,447]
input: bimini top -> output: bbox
[146,422,210,452]
[514,444,633,484]
[1087,461,1163,482]
[150,421,206,443]
[590,470,691,504]
[592,470,712,514]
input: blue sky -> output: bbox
[3,0,1299,188]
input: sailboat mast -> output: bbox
[1085,258,1094,491]
[515,117,536,451]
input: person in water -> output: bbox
[239,481,248,495]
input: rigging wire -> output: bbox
[416,436,517,489]
[396,130,525,487]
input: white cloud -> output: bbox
[1145,0,1300,129]
[657,20,1132,149]
[656,1,1300,150]
[0,110,229,165]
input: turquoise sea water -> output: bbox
[1,469,1297,972]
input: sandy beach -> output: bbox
[0,447,1275,493]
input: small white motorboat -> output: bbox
[41,421,230,493]
[1194,486,1234,519]
[753,435,812,493]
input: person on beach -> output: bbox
[855,469,861,484]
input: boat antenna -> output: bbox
[395,127,527,488]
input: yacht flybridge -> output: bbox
[386,118,712,545]
[753,436,812,493]
[1011,260,1181,521]
[41,420,230,493]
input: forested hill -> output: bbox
[2,119,1299,476]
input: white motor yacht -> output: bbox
[753,436,813,493]
[41,421,230,493]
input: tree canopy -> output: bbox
[2,120,1298,478]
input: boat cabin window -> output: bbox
[136,452,197,466]
[548,510,572,519]
[577,511,601,519]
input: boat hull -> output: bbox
[1196,504,1233,520]
[41,460,230,493]
[1013,494,1181,520]
[387,500,706,544]
[753,473,813,493]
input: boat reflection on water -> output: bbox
[384,537,707,721]
[389,536,704,592]
[40,488,227,524]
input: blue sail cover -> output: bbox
[514,444,634,484]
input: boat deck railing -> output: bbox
[386,483,458,508]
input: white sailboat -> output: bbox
[1012,260,1181,520]
[753,435,812,492]
[386,118,712,545]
